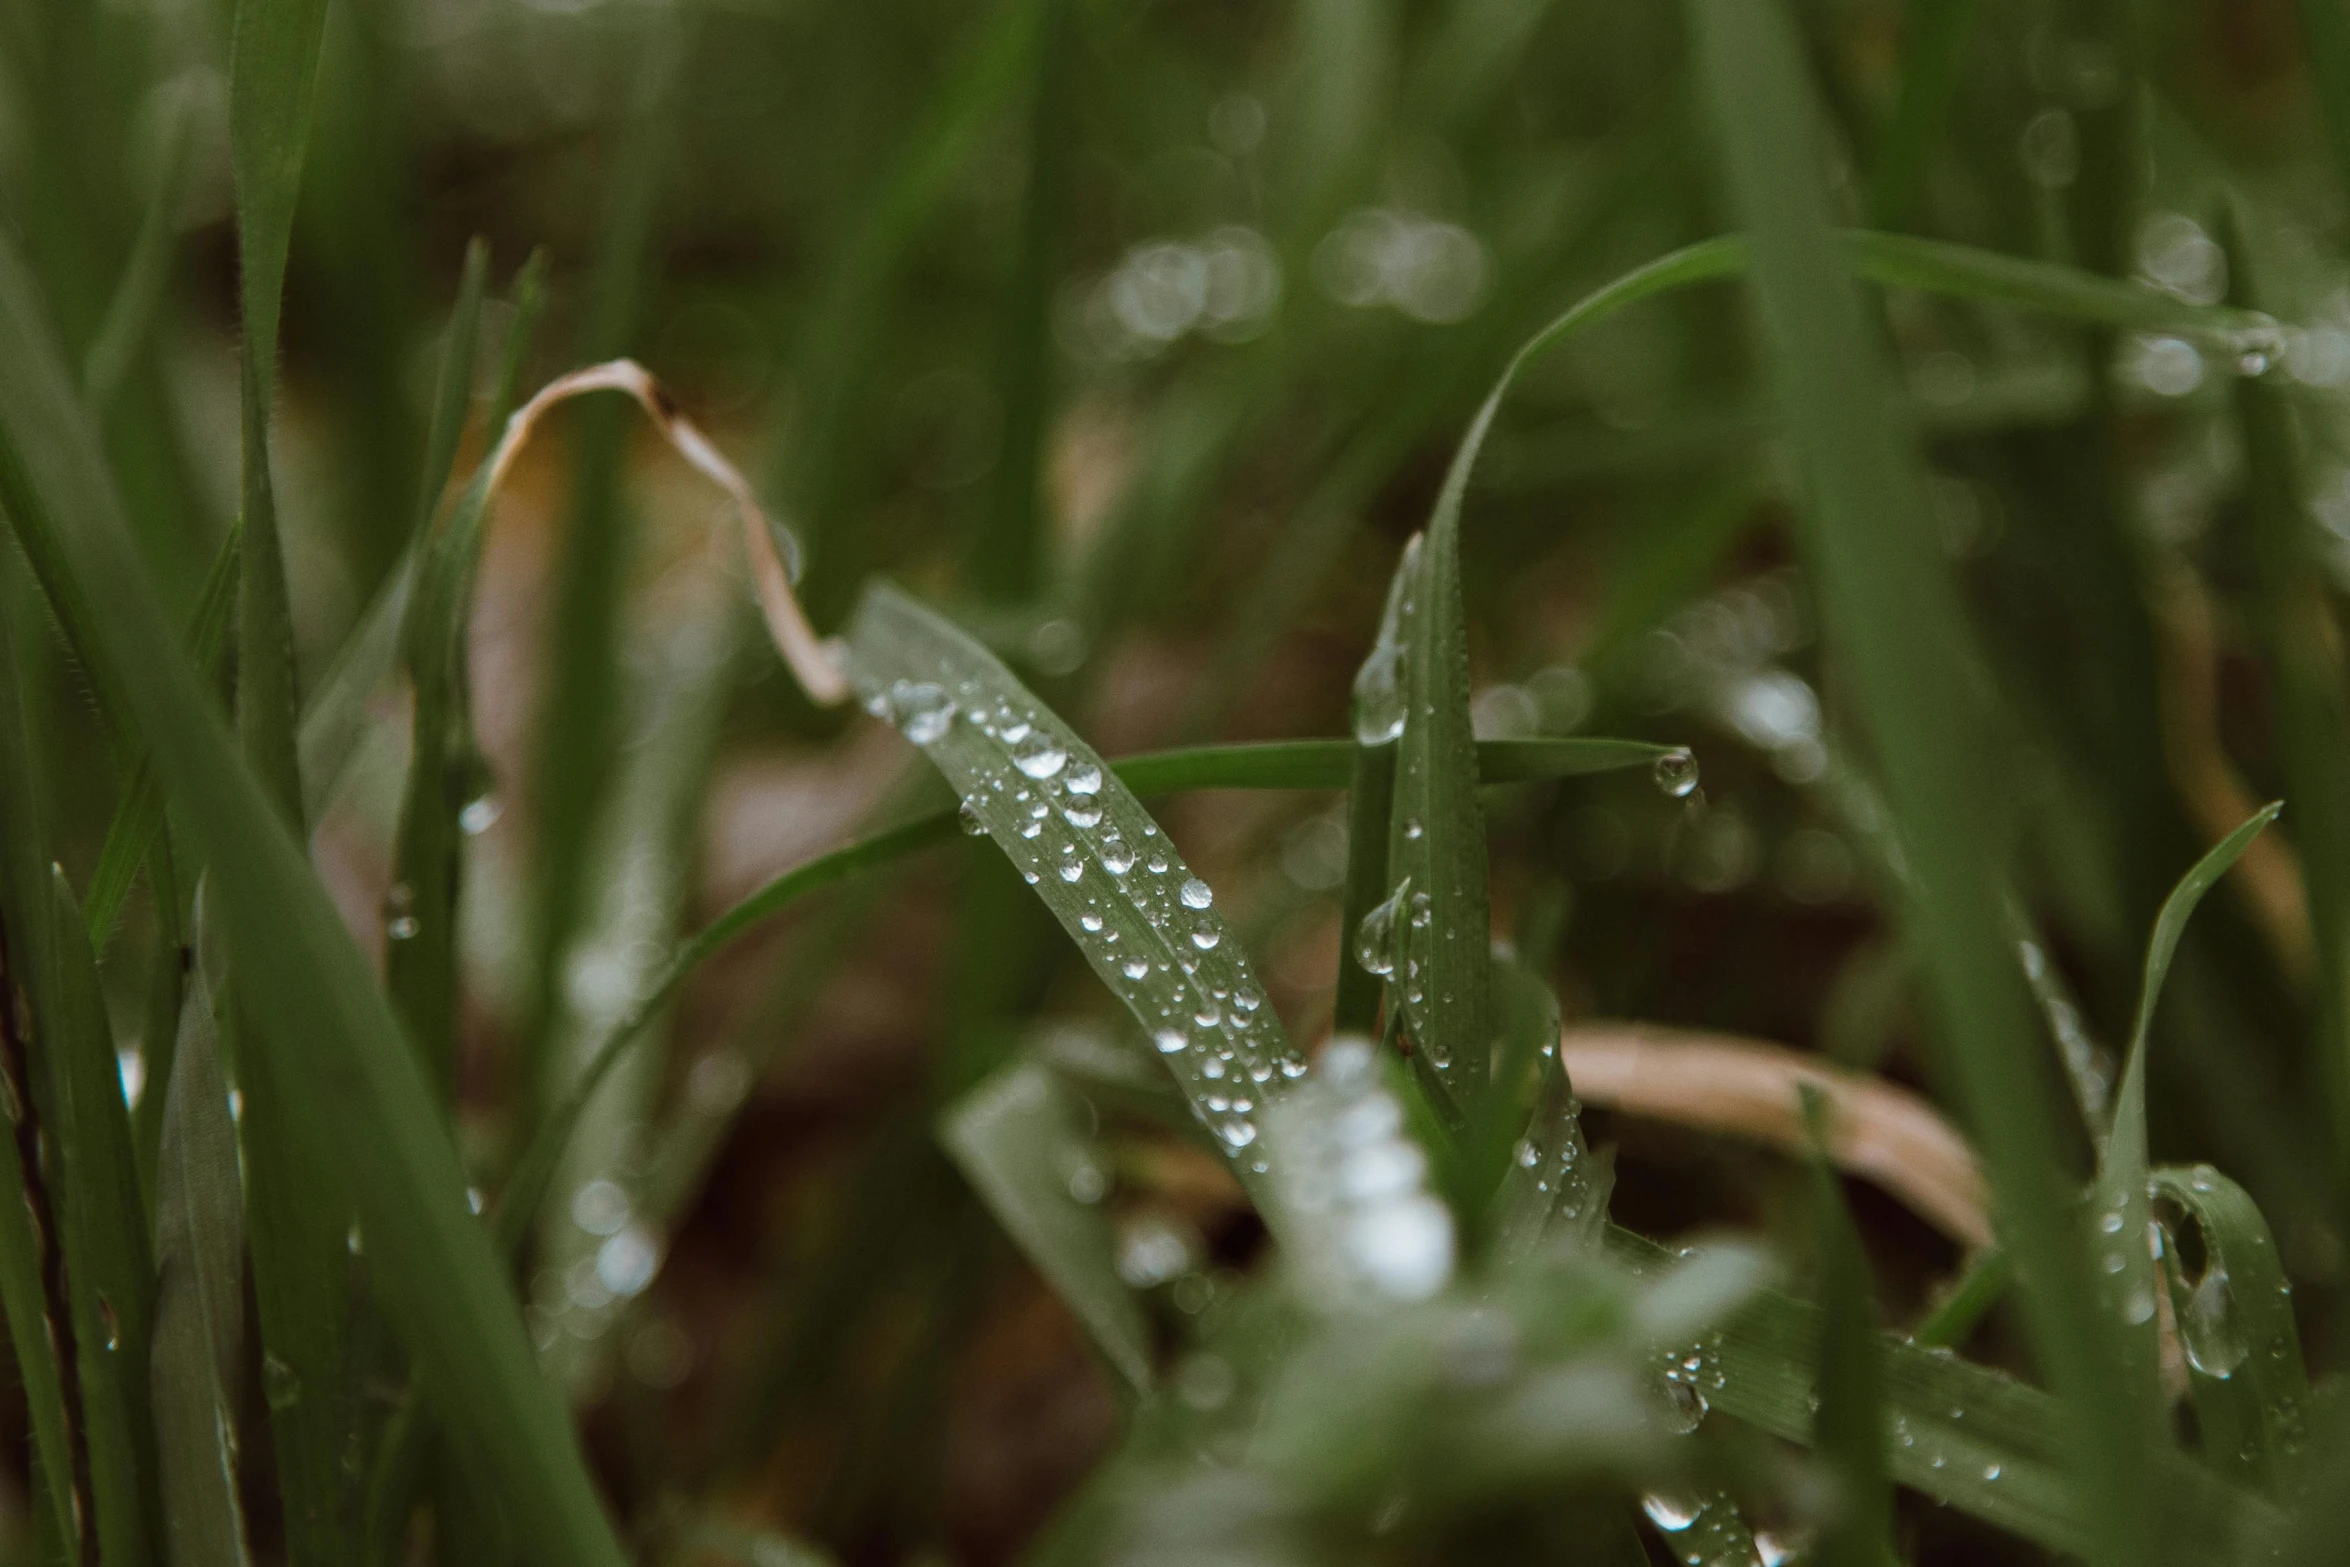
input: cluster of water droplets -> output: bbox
[860,666,1305,1162]
[1638,1488,1770,1567]
[1652,1330,1728,1435]
[1264,1036,1456,1309]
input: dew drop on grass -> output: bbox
[1653,746,1700,798]
[1191,925,1220,950]
[1102,842,1136,875]
[1147,854,1169,875]
[1402,817,1423,840]
[1123,958,1150,980]
[1217,1120,1258,1149]
[1080,912,1103,932]
[1059,860,1084,883]
[1155,1029,1189,1054]
[1014,736,1068,778]
[1063,802,1102,828]
[2182,1265,2249,1377]
[1642,1492,1700,1532]
[459,794,502,834]
[1355,878,1410,976]
[1180,876,1214,909]
[1065,763,1102,795]
[1660,1376,1708,1434]
[958,802,987,836]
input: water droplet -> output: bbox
[1154,1029,1189,1054]
[1642,1491,1701,1532]
[1146,855,1169,874]
[1191,925,1220,950]
[1019,821,1043,840]
[1217,1120,1259,1149]
[1065,764,1102,796]
[1516,1139,1540,1169]
[1063,802,1102,829]
[1402,817,1423,841]
[387,915,420,941]
[2182,1265,2248,1377]
[1660,1376,1708,1434]
[1983,1463,2002,1481]
[459,795,502,835]
[1080,912,1104,932]
[958,802,988,837]
[1067,1161,1107,1204]
[1014,736,1068,779]
[1102,842,1136,875]
[1000,720,1032,744]
[891,680,957,744]
[1653,747,1700,798]
[2100,1210,2126,1235]
[1354,877,1410,977]
[1123,958,1150,980]
[98,1295,120,1352]
[1179,876,1214,909]
[1351,535,1421,745]
[1058,860,1084,883]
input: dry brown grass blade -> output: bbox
[486,359,851,706]
[1561,1023,1993,1250]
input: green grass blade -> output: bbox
[150,964,255,1567]
[846,581,1305,1192]
[939,1060,1151,1391]
[1488,1031,1611,1262]
[1380,518,1491,1116]
[43,870,160,1567]
[1804,1092,1893,1567]
[83,89,192,417]
[1607,1227,2277,1559]
[2291,0,2350,220]
[0,635,90,1558]
[1332,744,1396,1037]
[1865,0,1977,229]
[2149,1164,2309,1493]
[296,247,548,825]
[2090,804,2278,1391]
[83,522,239,951]
[1912,1248,2010,1350]
[0,230,630,1567]
[1684,5,2150,1564]
[386,240,492,1095]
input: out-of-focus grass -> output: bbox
[6,0,2350,1561]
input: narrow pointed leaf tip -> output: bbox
[482,359,848,706]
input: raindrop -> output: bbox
[1146,855,1169,874]
[1660,1376,1708,1434]
[1058,860,1084,884]
[1154,1029,1189,1055]
[1066,764,1103,796]
[1652,747,1700,798]
[459,795,502,835]
[891,681,957,744]
[1402,818,1423,841]
[1102,842,1136,876]
[1217,1120,1259,1149]
[1354,877,1410,977]
[1191,925,1221,950]
[1123,958,1151,980]
[1515,1139,1540,1169]
[958,802,987,837]
[1080,912,1104,932]
[1642,1492,1701,1532]
[1179,876,1214,909]
[1063,803,1102,829]
[2181,1265,2248,1378]
[98,1295,120,1352]
[1014,736,1069,779]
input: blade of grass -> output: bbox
[1382,504,1494,1120]
[2090,804,2278,1395]
[83,88,191,417]
[385,239,492,1095]
[2148,1162,2309,1492]
[0,627,91,1557]
[939,1060,1152,1391]
[149,963,255,1567]
[42,871,160,1567]
[846,581,1305,1195]
[1686,6,2150,1566]
[82,521,239,952]
[1802,1089,1893,1567]
[0,229,631,1567]
[1607,1226,2276,1559]
[1865,0,1977,230]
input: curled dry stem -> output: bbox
[483,359,851,706]
[1560,1023,1993,1251]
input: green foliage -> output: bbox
[7,0,2350,1562]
